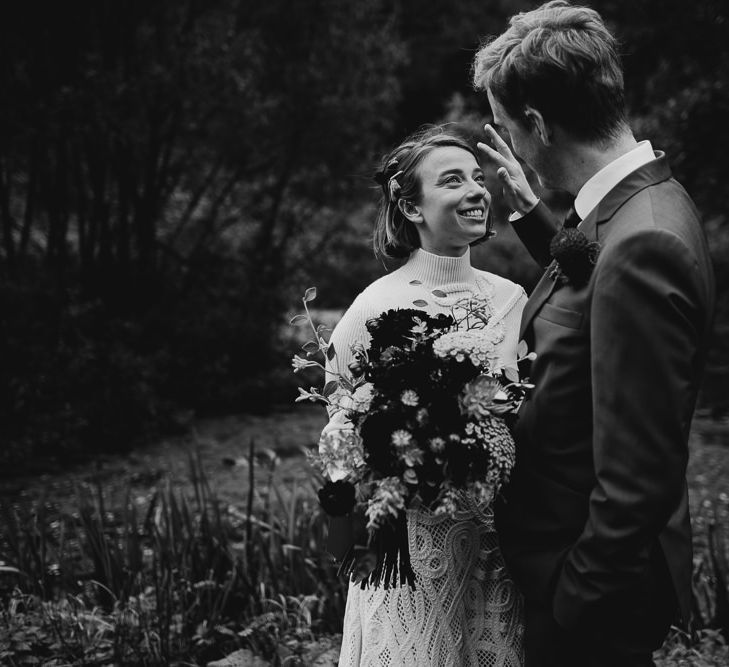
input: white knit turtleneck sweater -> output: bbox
[325,247,527,395]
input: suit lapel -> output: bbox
[519,261,559,340]
[519,152,673,340]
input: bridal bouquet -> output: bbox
[291,287,534,588]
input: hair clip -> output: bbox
[387,170,404,202]
[374,158,400,187]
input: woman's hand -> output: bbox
[477,124,540,216]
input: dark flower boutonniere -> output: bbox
[549,228,601,287]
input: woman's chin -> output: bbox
[461,222,487,241]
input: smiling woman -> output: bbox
[400,145,491,256]
[372,129,494,260]
[319,125,531,666]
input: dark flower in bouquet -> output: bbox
[366,308,453,356]
[291,288,535,589]
[318,480,357,516]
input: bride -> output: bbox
[324,127,528,666]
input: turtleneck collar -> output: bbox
[399,247,476,287]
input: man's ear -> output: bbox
[524,105,551,145]
[398,199,423,224]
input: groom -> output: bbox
[473,2,715,665]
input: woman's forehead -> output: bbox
[418,146,479,179]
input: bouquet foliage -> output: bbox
[291,286,533,588]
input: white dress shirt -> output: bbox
[509,140,656,224]
[573,140,655,220]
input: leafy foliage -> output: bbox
[0,445,346,664]
[0,0,727,463]
[0,0,405,463]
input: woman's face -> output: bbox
[408,146,490,257]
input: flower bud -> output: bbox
[348,360,364,377]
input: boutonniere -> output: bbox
[549,228,601,287]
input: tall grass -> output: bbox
[2,439,728,664]
[0,442,346,665]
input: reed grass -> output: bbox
[0,440,346,665]
[1,437,727,664]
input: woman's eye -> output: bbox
[474,174,485,185]
[444,175,461,184]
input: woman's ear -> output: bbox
[524,105,551,145]
[398,199,423,224]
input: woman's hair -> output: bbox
[372,126,491,260]
[472,0,627,143]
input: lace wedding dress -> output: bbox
[337,499,523,666]
[326,248,526,667]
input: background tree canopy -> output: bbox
[1,0,727,467]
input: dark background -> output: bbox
[1,0,727,470]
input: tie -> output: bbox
[563,205,581,229]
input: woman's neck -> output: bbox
[400,247,476,287]
[418,240,470,258]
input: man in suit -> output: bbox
[472,2,715,665]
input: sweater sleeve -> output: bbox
[496,285,528,374]
[324,291,376,418]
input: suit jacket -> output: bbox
[497,153,715,651]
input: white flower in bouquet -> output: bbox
[334,382,375,414]
[432,325,504,368]
[400,389,419,406]
[434,486,460,517]
[472,418,516,480]
[409,317,429,336]
[470,480,496,507]
[391,429,413,447]
[429,436,446,454]
[365,477,407,531]
[390,429,423,467]
[317,414,365,482]
[459,375,502,419]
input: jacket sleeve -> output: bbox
[510,201,562,269]
[552,227,706,629]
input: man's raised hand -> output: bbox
[477,124,539,216]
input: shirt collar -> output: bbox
[574,140,655,220]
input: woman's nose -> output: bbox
[469,181,488,199]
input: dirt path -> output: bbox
[1,404,327,512]
[3,405,727,532]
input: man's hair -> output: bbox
[372,126,491,260]
[472,0,627,142]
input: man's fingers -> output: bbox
[497,167,520,199]
[477,141,509,169]
[483,124,515,161]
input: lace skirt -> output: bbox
[338,501,524,667]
